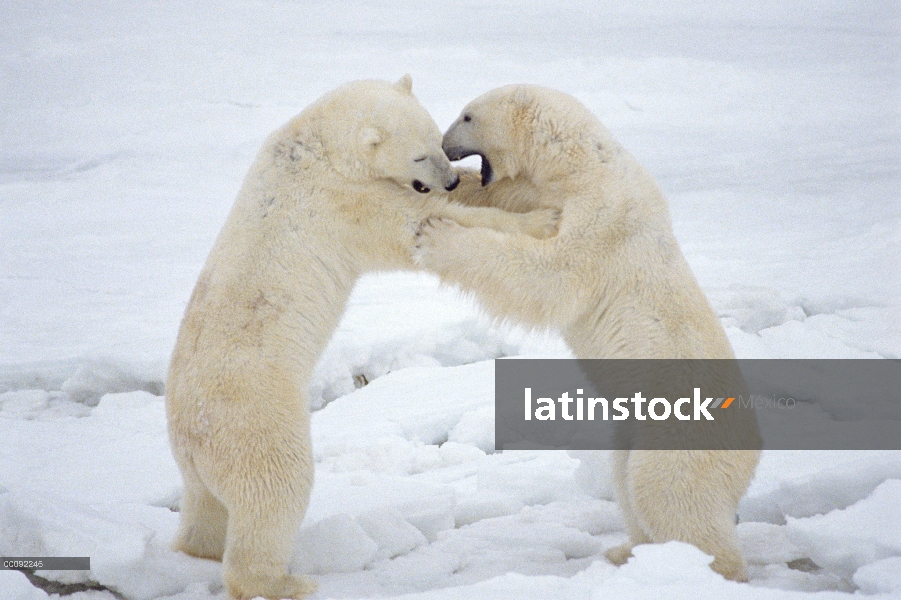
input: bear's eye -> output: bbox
[413,157,426,162]
[463,115,472,122]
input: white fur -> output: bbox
[416,84,761,581]
[165,77,558,600]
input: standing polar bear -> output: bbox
[166,76,558,600]
[415,85,761,581]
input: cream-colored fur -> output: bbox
[415,84,761,581]
[165,76,558,600]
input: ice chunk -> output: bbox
[569,450,615,501]
[453,494,525,528]
[619,541,719,585]
[737,522,806,565]
[294,513,378,573]
[0,570,50,600]
[447,405,494,452]
[709,285,805,334]
[787,479,901,577]
[741,450,901,524]
[357,507,428,561]
[853,556,901,594]
[62,360,163,406]
[313,362,496,452]
[0,389,49,417]
[0,490,150,583]
[475,452,580,506]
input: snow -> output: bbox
[0,570,51,600]
[1,0,899,598]
[786,480,901,578]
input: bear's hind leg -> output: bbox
[219,427,316,600]
[604,450,651,566]
[222,498,316,600]
[626,450,749,581]
[172,458,228,560]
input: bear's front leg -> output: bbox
[414,218,579,329]
[436,203,560,239]
[413,217,487,277]
[514,208,561,239]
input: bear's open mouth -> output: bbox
[443,146,493,186]
[478,154,493,187]
[412,180,431,193]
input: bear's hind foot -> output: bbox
[710,553,749,582]
[171,518,227,561]
[604,543,634,566]
[225,569,317,600]
[171,535,225,562]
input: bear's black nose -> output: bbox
[412,180,431,194]
[444,176,460,192]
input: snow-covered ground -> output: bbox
[1,1,899,598]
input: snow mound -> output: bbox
[741,451,901,523]
[0,391,181,506]
[0,491,149,581]
[853,557,901,595]
[0,570,50,600]
[311,361,497,466]
[787,479,901,578]
[311,320,513,410]
[295,513,378,573]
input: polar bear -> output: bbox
[165,76,558,600]
[415,84,761,581]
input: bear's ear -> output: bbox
[359,127,383,148]
[394,74,413,95]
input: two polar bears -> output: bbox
[167,76,759,599]
[415,84,761,581]
[166,76,558,600]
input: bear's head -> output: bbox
[443,85,607,186]
[312,75,459,194]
